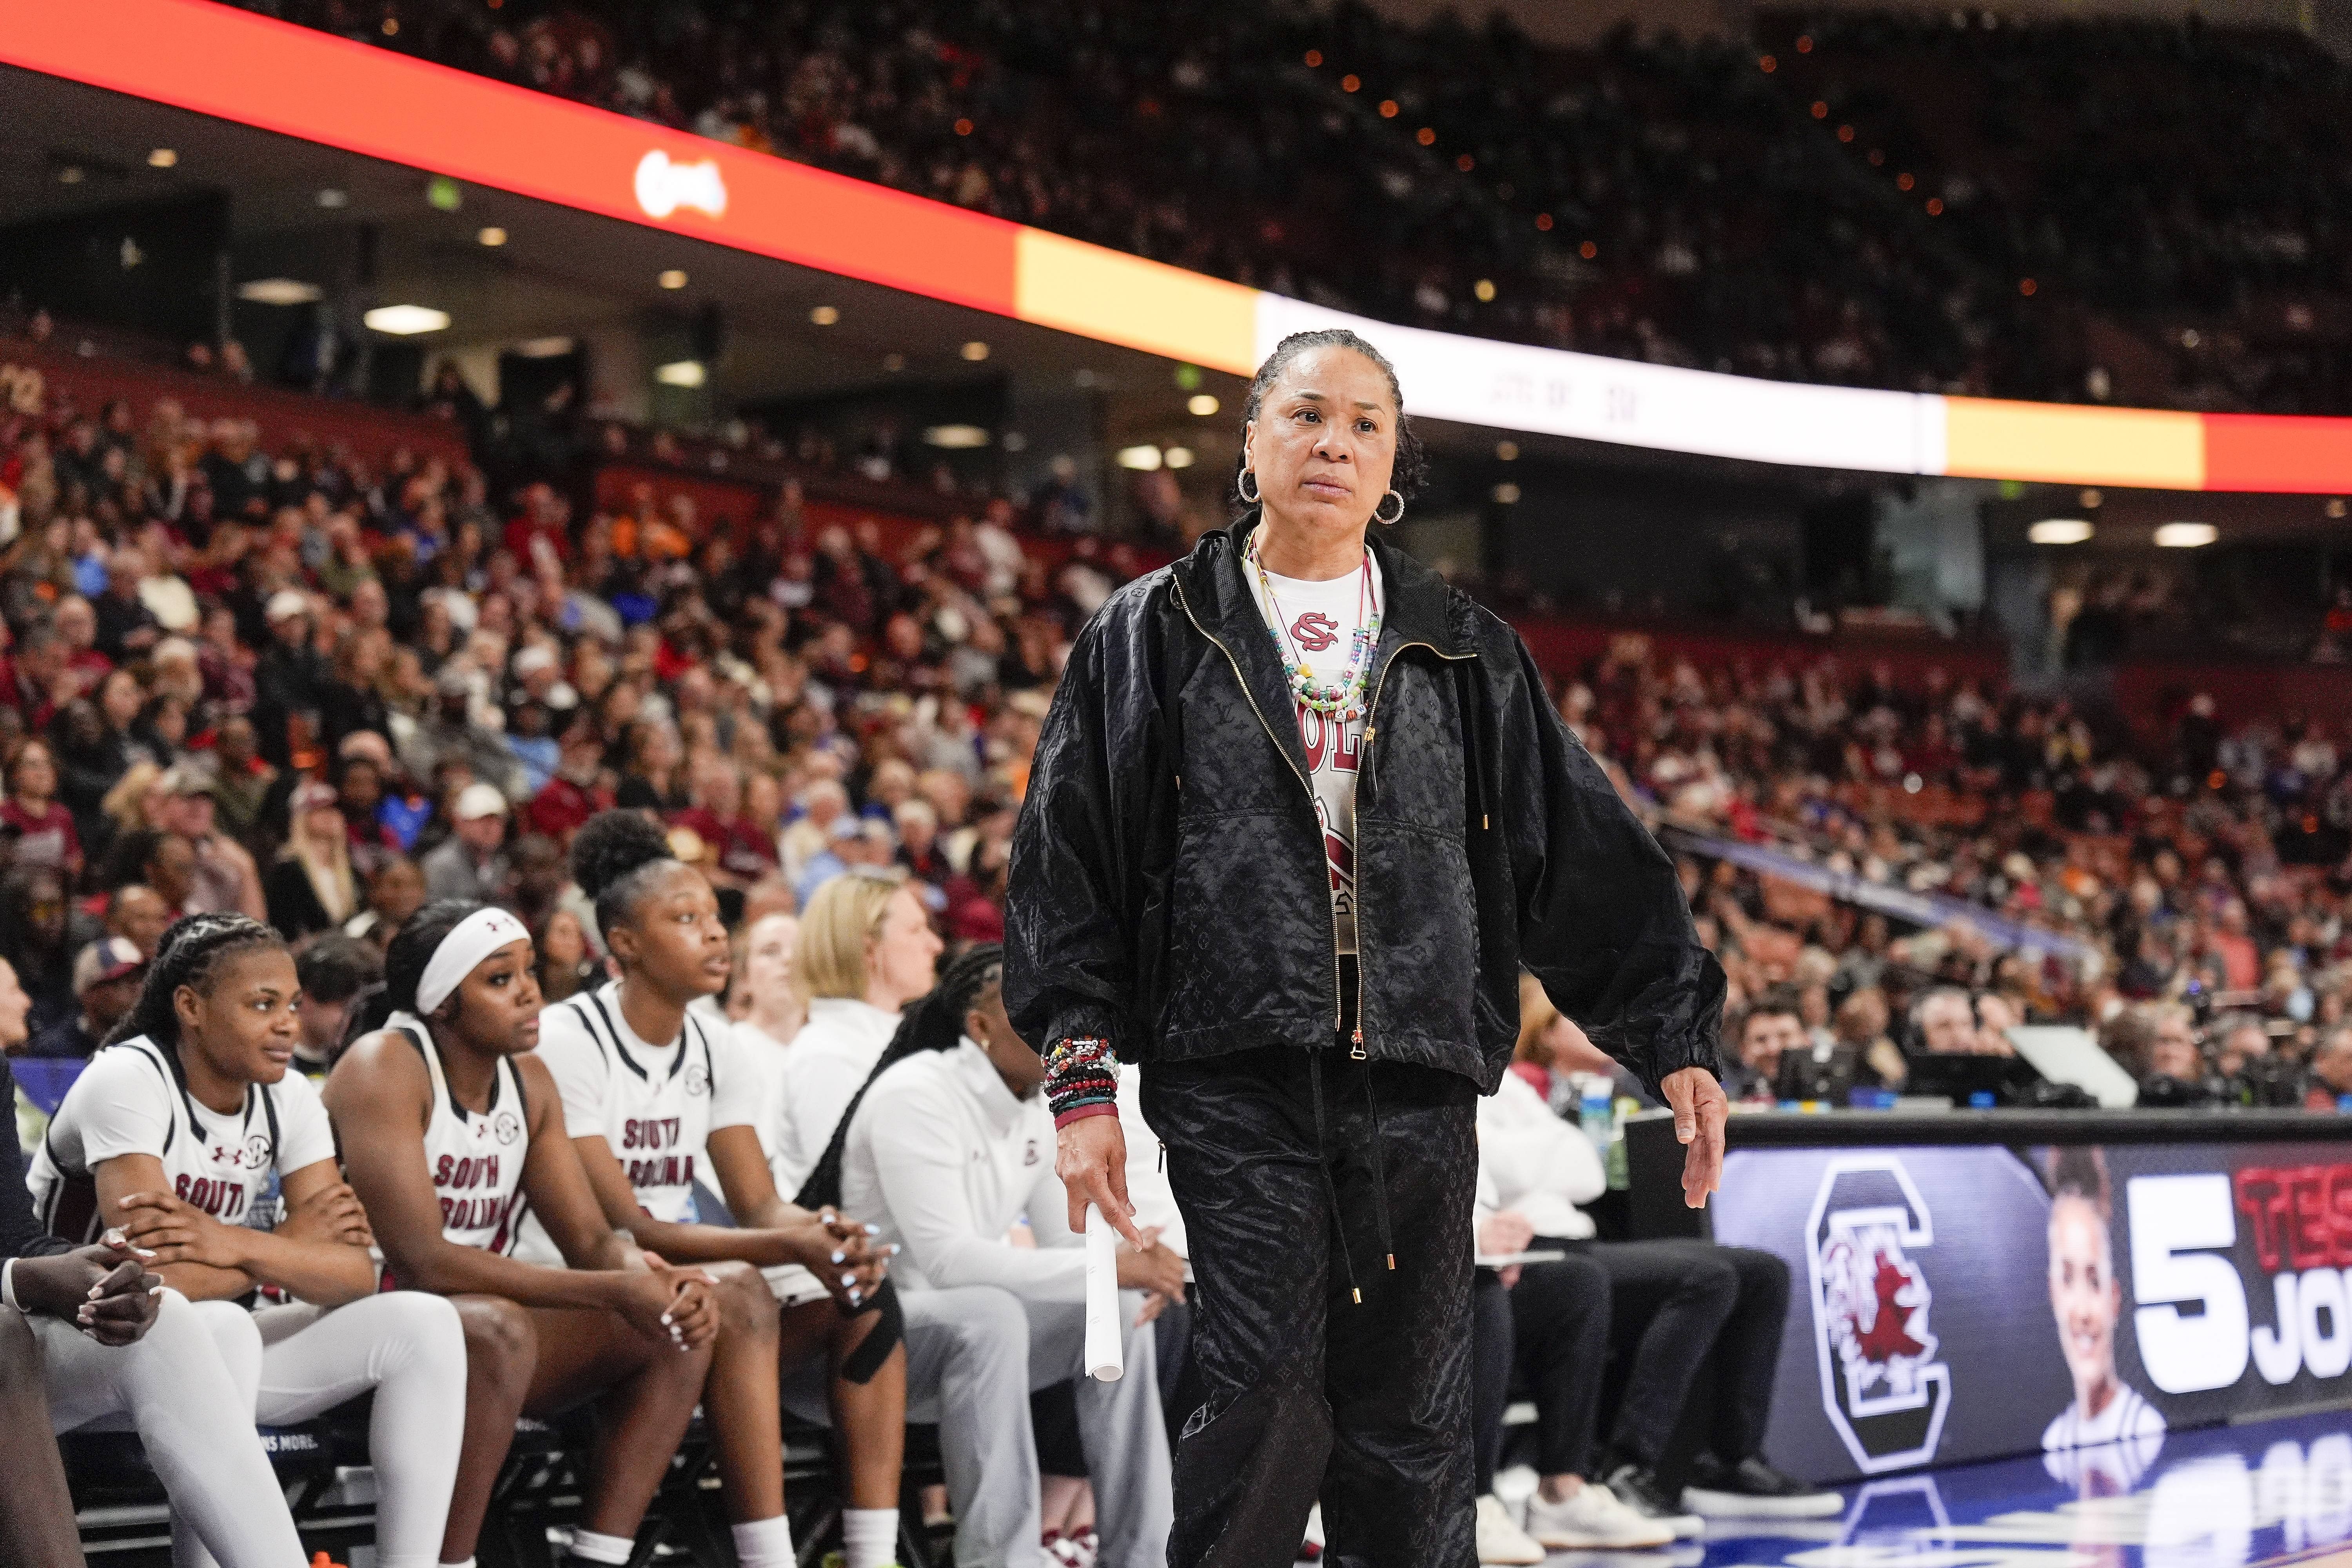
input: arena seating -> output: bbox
[221,0,2352,414]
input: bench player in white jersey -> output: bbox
[0,951,304,1568]
[326,899,730,1568]
[28,913,467,1568]
[534,812,906,1568]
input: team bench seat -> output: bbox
[65,1404,950,1567]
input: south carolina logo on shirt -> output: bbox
[494,1111,523,1145]
[684,1063,710,1097]
[1289,612,1340,653]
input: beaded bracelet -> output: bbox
[1046,1036,1119,1125]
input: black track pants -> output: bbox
[1142,1045,1479,1568]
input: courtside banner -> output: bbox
[5,0,2352,488]
[1711,1139,2352,1486]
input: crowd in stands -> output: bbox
[225,0,2352,415]
[1562,639,2352,1111]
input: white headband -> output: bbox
[416,907,531,1017]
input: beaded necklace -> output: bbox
[1248,537,1383,720]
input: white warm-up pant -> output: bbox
[191,1294,468,1568]
[33,1289,305,1568]
[781,1284,1172,1568]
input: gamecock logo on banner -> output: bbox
[1808,1155,1953,1473]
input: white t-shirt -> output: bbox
[516,982,759,1262]
[769,998,900,1200]
[726,1018,793,1166]
[838,1038,1083,1303]
[1244,551,1384,953]
[1472,1070,1604,1241]
[29,1035,337,1243]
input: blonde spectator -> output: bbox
[768,869,940,1198]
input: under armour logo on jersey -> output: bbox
[1289,612,1340,653]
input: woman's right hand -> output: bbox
[13,1233,162,1346]
[1477,1210,1537,1256]
[613,1263,717,1351]
[1114,1226,1187,1300]
[786,1207,892,1310]
[116,1190,250,1273]
[1056,1114,1143,1247]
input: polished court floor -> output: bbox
[1520,1406,2352,1568]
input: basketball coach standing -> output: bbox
[1006,327,1729,1568]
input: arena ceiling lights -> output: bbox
[9,0,2352,495]
[361,304,450,335]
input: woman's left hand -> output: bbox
[1660,1067,1728,1209]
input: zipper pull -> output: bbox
[1350,1027,1367,1062]
[1157,1140,1165,1173]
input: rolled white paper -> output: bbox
[1084,1204,1124,1382]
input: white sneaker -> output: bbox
[1524,1481,1678,1549]
[1476,1494,1547,1565]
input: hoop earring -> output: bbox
[1238,468,1261,504]
[1374,489,1406,525]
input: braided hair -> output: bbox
[341,898,487,1048]
[103,913,287,1050]
[794,943,1004,1211]
[571,809,679,952]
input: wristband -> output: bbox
[1053,1101,1121,1131]
[1044,1036,1119,1123]
[2,1258,18,1313]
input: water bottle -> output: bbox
[1579,1079,1613,1154]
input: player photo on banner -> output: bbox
[1710,1138,2352,1485]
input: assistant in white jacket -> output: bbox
[840,1032,1177,1568]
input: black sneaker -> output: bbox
[1603,1463,1705,1539]
[1681,1454,1844,1519]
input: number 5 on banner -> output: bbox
[2128,1173,2249,1393]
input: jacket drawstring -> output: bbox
[1307,1049,1364,1305]
[1458,663,1491,835]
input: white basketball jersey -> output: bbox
[516,983,755,1263]
[404,1023,531,1255]
[29,1034,335,1244]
